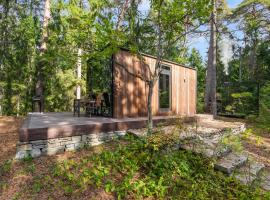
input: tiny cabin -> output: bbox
[112,49,197,118]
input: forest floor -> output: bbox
[193,115,270,170]
[0,116,269,199]
[217,116,270,170]
[0,117,24,165]
[242,123,270,169]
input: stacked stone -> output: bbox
[15,130,126,159]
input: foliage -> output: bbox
[214,0,270,119]
[0,0,212,116]
[260,82,270,114]
[0,0,121,115]
[221,133,243,153]
[252,81,270,129]
[225,91,254,114]
[45,69,81,112]
[7,134,265,199]
[189,48,206,113]
[0,0,42,115]
[0,0,269,124]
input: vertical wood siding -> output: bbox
[113,50,196,118]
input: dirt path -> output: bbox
[0,117,24,165]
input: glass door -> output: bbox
[159,66,171,111]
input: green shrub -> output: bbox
[258,82,270,128]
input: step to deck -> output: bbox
[235,174,257,185]
[180,140,232,158]
[239,162,265,176]
[234,162,265,185]
[215,153,248,175]
[215,145,232,158]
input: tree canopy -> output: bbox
[0,0,269,123]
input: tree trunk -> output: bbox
[147,80,154,134]
[239,47,242,82]
[146,3,163,133]
[248,40,257,80]
[35,0,50,97]
[76,48,82,99]
[204,43,213,112]
[116,0,129,30]
[248,4,258,80]
[204,0,217,118]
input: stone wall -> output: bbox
[15,130,126,159]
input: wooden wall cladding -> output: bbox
[113,50,197,118]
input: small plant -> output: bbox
[22,153,33,163]
[221,132,243,153]
[0,181,7,191]
[11,192,20,200]
[0,159,12,175]
[25,163,36,174]
[33,180,42,193]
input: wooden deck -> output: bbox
[19,112,195,142]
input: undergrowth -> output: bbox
[43,134,268,199]
[1,132,269,199]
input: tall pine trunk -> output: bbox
[204,0,217,118]
[35,0,50,97]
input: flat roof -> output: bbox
[119,48,196,71]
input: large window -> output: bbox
[159,66,171,110]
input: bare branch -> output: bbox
[114,60,150,83]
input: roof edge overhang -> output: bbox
[118,47,197,71]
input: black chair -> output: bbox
[85,100,97,117]
[74,99,82,117]
[32,95,44,113]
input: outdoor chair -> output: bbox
[73,99,81,117]
[32,95,44,113]
[84,99,96,117]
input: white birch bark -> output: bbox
[40,0,50,53]
[76,48,82,100]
